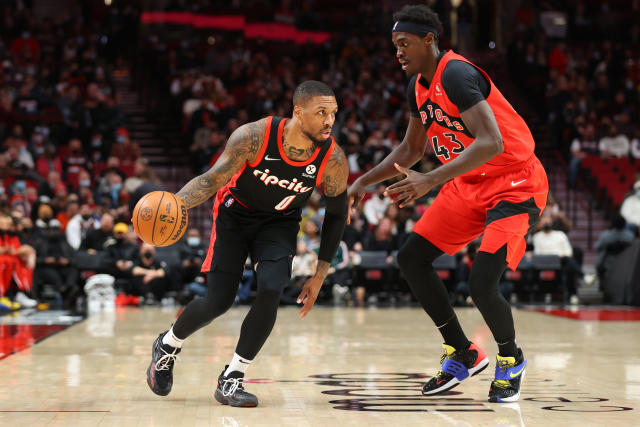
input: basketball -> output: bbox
[132,191,188,247]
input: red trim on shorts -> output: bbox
[277,118,321,166]
[315,137,335,187]
[248,116,273,167]
[201,164,246,273]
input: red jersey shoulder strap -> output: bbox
[315,137,336,187]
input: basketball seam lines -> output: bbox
[150,192,165,245]
[136,192,152,241]
[162,193,181,246]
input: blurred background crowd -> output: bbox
[1,0,639,314]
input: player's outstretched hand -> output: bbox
[347,179,367,224]
[384,163,436,208]
[297,276,323,319]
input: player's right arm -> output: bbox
[347,116,426,213]
[176,118,267,208]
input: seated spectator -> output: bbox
[35,144,63,179]
[532,216,582,303]
[302,219,320,251]
[568,123,598,187]
[104,222,137,273]
[363,217,398,258]
[116,243,169,304]
[33,219,78,308]
[39,171,66,199]
[82,212,114,254]
[595,214,635,283]
[598,124,630,158]
[363,184,391,226]
[283,240,317,304]
[89,132,110,162]
[179,228,207,292]
[65,138,91,186]
[66,203,98,250]
[620,180,640,235]
[56,200,79,232]
[110,127,141,165]
[630,129,640,160]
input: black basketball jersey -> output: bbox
[221,116,335,214]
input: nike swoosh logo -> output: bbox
[264,155,280,161]
[511,179,527,187]
[509,366,525,378]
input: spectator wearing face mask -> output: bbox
[115,243,169,304]
[33,219,78,307]
[82,212,114,254]
[532,216,582,303]
[104,222,138,275]
[363,183,391,226]
[110,127,141,165]
[66,203,98,250]
[56,200,79,232]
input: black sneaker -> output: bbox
[422,343,489,395]
[488,348,526,403]
[214,366,259,407]
[146,331,181,396]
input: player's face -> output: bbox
[392,32,430,76]
[298,96,338,145]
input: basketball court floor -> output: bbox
[1,305,638,426]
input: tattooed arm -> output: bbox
[297,144,350,318]
[176,118,267,208]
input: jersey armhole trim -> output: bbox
[316,138,336,187]
[248,116,273,167]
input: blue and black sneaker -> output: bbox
[422,343,489,395]
[488,348,526,402]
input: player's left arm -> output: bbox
[297,144,349,318]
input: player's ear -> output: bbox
[293,104,303,120]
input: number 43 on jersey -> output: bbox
[431,133,466,161]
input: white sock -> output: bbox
[162,326,184,348]
[224,353,253,376]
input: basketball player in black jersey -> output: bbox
[146,81,349,407]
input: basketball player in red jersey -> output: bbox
[146,81,349,407]
[348,5,548,402]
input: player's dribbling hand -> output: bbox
[297,276,323,319]
[384,163,436,208]
[347,179,366,224]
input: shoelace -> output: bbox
[154,346,180,371]
[221,377,244,397]
[434,352,449,379]
[493,360,513,389]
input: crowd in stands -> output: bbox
[2,1,638,312]
[506,1,640,228]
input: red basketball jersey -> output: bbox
[413,51,535,177]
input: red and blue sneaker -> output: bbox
[422,343,489,395]
[488,348,526,402]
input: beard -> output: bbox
[302,127,331,147]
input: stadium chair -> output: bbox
[432,254,457,281]
[354,251,393,297]
[531,254,562,302]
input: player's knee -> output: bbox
[255,258,290,300]
[397,234,440,273]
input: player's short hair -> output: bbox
[393,4,443,39]
[293,80,335,106]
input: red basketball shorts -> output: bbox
[413,156,548,270]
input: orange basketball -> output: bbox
[132,191,188,247]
